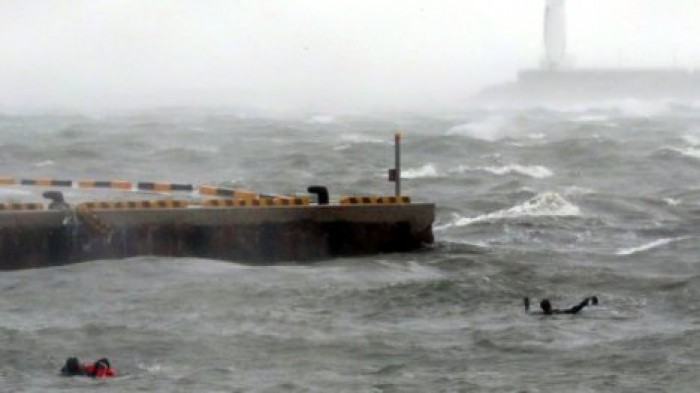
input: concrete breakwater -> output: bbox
[0,202,434,270]
[0,133,434,269]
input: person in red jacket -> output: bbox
[60,357,116,378]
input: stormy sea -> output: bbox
[1,100,700,392]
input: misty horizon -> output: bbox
[2,0,700,115]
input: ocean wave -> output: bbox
[32,160,55,168]
[437,192,581,229]
[452,164,553,179]
[339,133,384,144]
[665,146,700,159]
[402,164,439,178]
[445,115,510,141]
[482,165,553,179]
[663,197,681,206]
[615,236,690,256]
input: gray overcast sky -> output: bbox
[2,1,700,114]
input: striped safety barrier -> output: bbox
[20,179,72,187]
[202,196,309,208]
[339,196,411,205]
[0,177,15,185]
[137,182,194,192]
[79,200,189,210]
[198,185,258,200]
[78,180,133,190]
[0,203,44,211]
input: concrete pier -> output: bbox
[0,203,434,270]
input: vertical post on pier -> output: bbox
[394,132,401,196]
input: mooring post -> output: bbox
[394,132,401,196]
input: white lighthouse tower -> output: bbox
[543,0,567,70]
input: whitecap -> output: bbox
[616,236,689,256]
[442,192,581,228]
[667,146,700,159]
[663,197,681,206]
[450,164,553,179]
[445,115,510,141]
[402,164,439,179]
[33,160,55,167]
[480,165,553,179]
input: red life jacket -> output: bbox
[83,363,116,378]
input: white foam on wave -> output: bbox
[663,197,681,206]
[482,165,553,179]
[615,236,689,256]
[438,192,581,229]
[402,163,439,179]
[452,164,553,179]
[33,160,55,167]
[667,146,700,159]
[446,115,510,141]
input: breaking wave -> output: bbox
[437,192,581,229]
[402,164,439,179]
[32,160,55,168]
[666,146,700,159]
[445,115,511,141]
[452,164,553,179]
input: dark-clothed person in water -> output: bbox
[523,296,598,315]
[60,357,116,378]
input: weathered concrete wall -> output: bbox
[0,204,434,270]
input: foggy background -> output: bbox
[2,0,700,115]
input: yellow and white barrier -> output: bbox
[339,196,411,205]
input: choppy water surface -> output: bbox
[1,101,700,392]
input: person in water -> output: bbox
[523,296,598,315]
[60,357,116,378]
